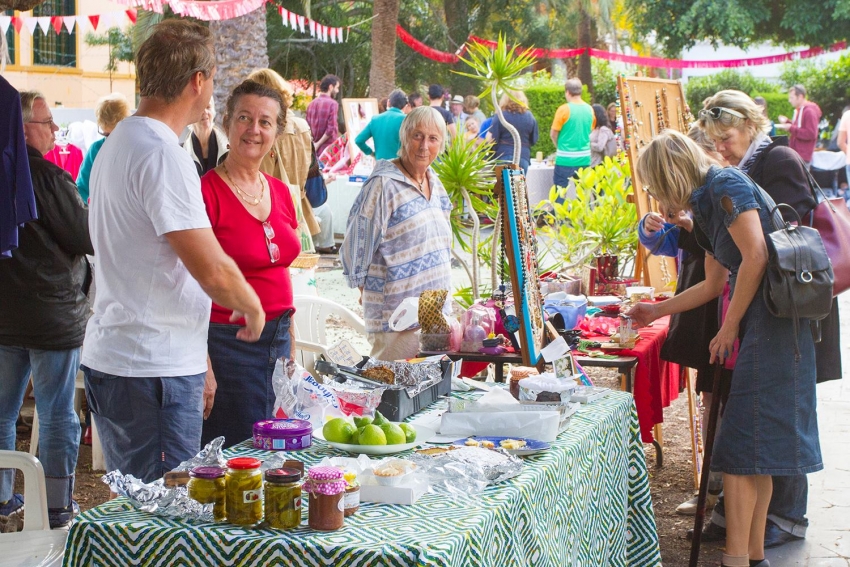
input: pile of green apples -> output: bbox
[322,411,416,446]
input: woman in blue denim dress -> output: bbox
[627,130,822,567]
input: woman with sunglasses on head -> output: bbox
[199,80,300,448]
[692,90,842,550]
[627,130,822,567]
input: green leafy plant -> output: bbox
[431,135,498,302]
[455,34,537,289]
[537,154,637,274]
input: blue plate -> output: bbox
[451,436,550,456]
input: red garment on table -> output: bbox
[585,315,680,443]
[44,143,83,180]
[200,171,301,324]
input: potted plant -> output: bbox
[455,34,537,289]
[538,155,638,279]
[431,135,498,303]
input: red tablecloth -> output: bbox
[586,316,680,443]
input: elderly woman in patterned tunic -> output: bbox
[341,106,452,361]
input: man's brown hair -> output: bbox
[136,20,215,103]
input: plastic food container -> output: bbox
[253,419,312,451]
[625,286,655,301]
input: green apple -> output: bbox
[359,424,387,445]
[380,423,407,445]
[323,418,356,444]
[398,423,417,443]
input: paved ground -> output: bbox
[764,292,850,566]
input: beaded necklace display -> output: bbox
[222,163,264,206]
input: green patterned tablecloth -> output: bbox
[63,391,661,566]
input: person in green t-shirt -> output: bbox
[354,89,410,160]
[550,78,596,190]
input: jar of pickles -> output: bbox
[304,466,346,531]
[187,466,226,522]
[264,468,302,530]
[225,457,263,526]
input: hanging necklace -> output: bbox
[222,163,264,206]
[397,159,426,193]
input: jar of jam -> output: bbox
[187,466,226,522]
[264,468,302,530]
[343,471,360,517]
[304,466,346,531]
[225,457,263,526]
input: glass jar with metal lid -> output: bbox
[225,457,263,526]
[264,467,302,529]
[187,466,226,522]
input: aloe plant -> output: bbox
[431,135,498,302]
[455,34,537,290]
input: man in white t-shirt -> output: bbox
[82,20,265,483]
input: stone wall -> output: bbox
[210,10,269,124]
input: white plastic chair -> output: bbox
[0,451,68,566]
[292,295,367,373]
[30,371,105,470]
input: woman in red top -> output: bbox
[200,80,301,447]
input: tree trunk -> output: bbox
[210,9,269,121]
[577,9,593,97]
[368,0,399,100]
[445,0,476,98]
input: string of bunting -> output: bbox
[278,6,344,43]
[401,26,849,69]
[0,11,136,35]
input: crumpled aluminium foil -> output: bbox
[408,446,523,497]
[363,358,443,397]
[101,437,229,523]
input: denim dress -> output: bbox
[690,166,822,476]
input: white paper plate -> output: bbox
[314,424,437,455]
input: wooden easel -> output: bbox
[617,75,691,291]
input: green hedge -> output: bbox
[526,85,591,158]
[684,70,781,114]
[750,92,793,123]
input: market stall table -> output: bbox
[63,391,661,567]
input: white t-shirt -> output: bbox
[82,116,212,377]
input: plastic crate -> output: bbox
[376,359,454,422]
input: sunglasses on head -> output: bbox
[699,107,745,121]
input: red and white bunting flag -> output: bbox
[62,15,76,33]
[34,17,51,35]
[0,16,10,35]
[297,14,305,33]
[88,15,99,31]
[288,11,296,29]
[51,16,63,34]
[308,19,315,37]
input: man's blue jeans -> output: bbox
[83,367,205,484]
[0,345,80,509]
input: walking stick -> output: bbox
[689,363,724,567]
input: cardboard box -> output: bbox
[358,473,429,505]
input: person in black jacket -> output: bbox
[0,91,93,528]
[694,89,842,549]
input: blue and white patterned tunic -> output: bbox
[341,159,453,333]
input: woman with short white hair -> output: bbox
[341,106,453,360]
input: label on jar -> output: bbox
[337,497,345,512]
[344,490,359,509]
[272,438,287,450]
[243,489,262,504]
[294,496,302,510]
